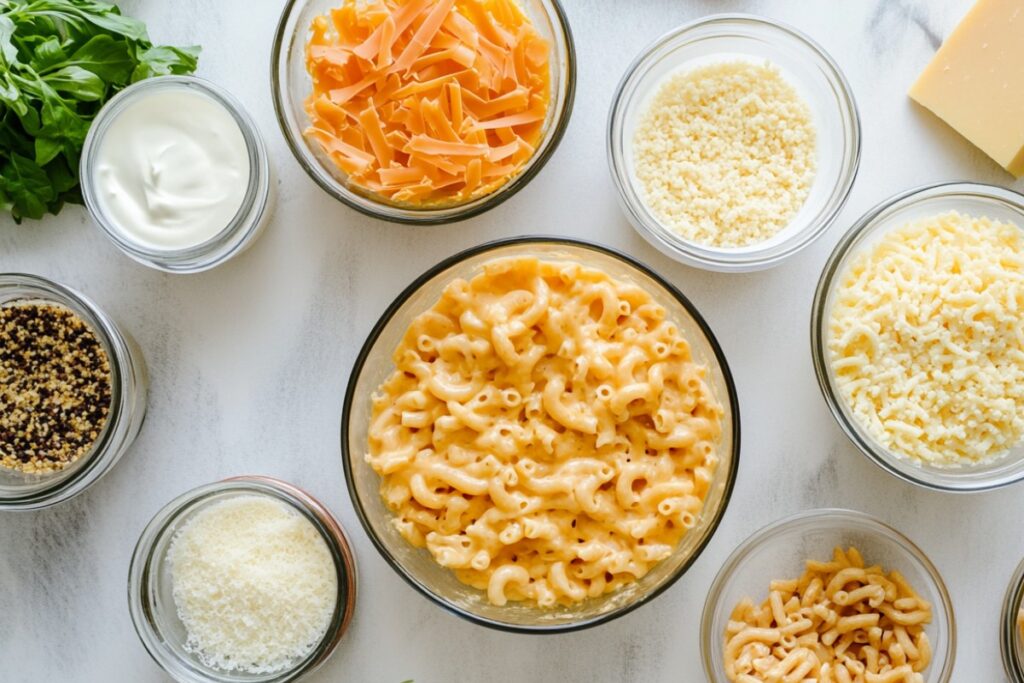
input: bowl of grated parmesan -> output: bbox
[813,182,1024,492]
[128,477,357,682]
[607,14,861,272]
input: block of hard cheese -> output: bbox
[909,0,1024,177]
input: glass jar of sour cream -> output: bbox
[81,76,272,273]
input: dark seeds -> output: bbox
[0,302,112,473]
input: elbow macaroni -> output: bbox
[724,547,933,683]
[366,256,723,607]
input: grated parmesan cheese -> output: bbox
[167,495,338,674]
[633,60,817,248]
[828,211,1024,465]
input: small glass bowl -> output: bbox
[81,76,273,274]
[701,509,956,682]
[341,236,740,632]
[271,0,576,224]
[128,476,357,683]
[0,274,148,511]
[607,14,861,272]
[1001,557,1024,681]
[812,182,1024,492]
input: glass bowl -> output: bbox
[701,509,956,682]
[0,274,148,510]
[607,14,861,272]
[1001,557,1024,681]
[81,76,274,274]
[271,0,576,225]
[812,182,1024,492]
[341,236,740,632]
[128,476,357,683]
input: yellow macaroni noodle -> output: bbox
[366,256,723,607]
[724,547,933,683]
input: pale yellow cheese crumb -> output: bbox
[828,211,1024,465]
[168,495,338,674]
[633,60,817,248]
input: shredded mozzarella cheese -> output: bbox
[828,211,1024,465]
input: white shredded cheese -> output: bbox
[828,211,1024,465]
[633,60,817,248]
[167,495,338,674]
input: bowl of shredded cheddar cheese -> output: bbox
[272,0,575,224]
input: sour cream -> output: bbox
[92,87,251,251]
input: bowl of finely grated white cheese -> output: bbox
[607,14,861,272]
[128,476,357,682]
[812,182,1024,492]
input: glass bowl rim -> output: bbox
[127,476,357,682]
[810,180,1024,493]
[699,507,957,682]
[339,235,742,633]
[0,273,130,509]
[270,0,577,226]
[606,12,862,271]
[1001,555,1024,681]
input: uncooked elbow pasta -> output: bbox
[366,256,723,607]
[724,547,933,682]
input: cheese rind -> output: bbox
[909,0,1024,177]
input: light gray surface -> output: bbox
[1,1,1021,681]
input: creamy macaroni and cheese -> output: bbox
[828,211,1024,465]
[367,256,723,607]
[725,547,933,683]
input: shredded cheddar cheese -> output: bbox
[828,211,1024,465]
[304,0,551,206]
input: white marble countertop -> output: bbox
[2,0,1022,681]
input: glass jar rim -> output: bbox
[1001,556,1024,681]
[270,0,577,225]
[811,181,1024,492]
[606,13,862,271]
[127,476,356,682]
[80,75,271,272]
[0,273,132,509]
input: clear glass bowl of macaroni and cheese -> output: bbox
[342,237,740,631]
[1001,557,1024,682]
[812,182,1024,492]
[607,14,861,272]
[272,0,576,224]
[701,509,955,683]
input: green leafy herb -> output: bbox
[0,0,199,222]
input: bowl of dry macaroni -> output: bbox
[341,237,739,631]
[701,509,955,683]
[813,182,1024,492]
[607,14,860,272]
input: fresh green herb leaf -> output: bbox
[0,151,56,221]
[63,34,135,84]
[0,0,200,222]
[131,44,200,82]
[44,64,104,100]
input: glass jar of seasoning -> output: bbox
[80,76,274,274]
[0,274,148,510]
[128,476,357,683]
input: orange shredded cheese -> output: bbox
[304,0,552,206]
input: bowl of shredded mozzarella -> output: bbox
[812,182,1024,492]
